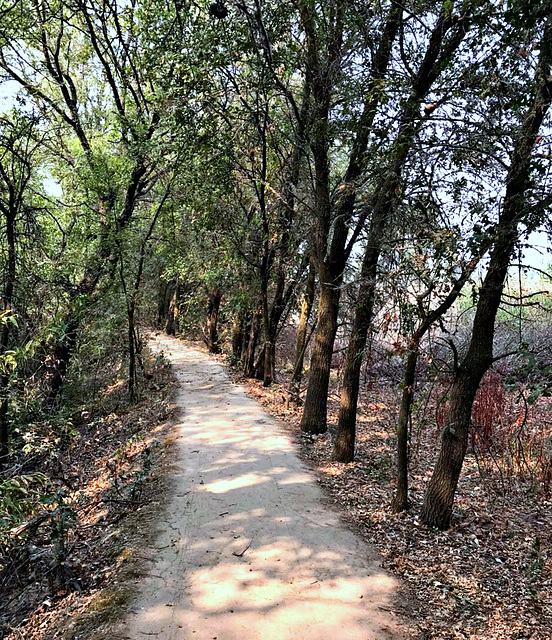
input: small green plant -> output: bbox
[0,473,50,538]
[43,491,77,562]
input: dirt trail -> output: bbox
[120,334,407,640]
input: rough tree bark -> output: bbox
[0,183,17,463]
[244,312,261,378]
[232,315,246,360]
[157,277,173,328]
[392,250,487,511]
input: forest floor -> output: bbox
[112,333,410,640]
[238,365,552,640]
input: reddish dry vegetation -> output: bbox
[240,368,552,640]
[0,355,177,640]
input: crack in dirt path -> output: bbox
[119,334,408,640]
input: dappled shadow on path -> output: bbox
[122,336,404,640]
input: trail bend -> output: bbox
[120,333,407,640]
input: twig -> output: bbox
[232,541,251,557]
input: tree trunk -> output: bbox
[254,347,265,381]
[128,307,136,401]
[393,348,418,512]
[421,369,486,529]
[300,279,340,434]
[0,207,16,464]
[244,312,261,378]
[157,278,172,328]
[333,7,473,462]
[300,2,402,434]
[331,249,379,461]
[46,316,80,409]
[261,282,272,387]
[392,262,485,512]
[332,190,390,460]
[241,317,251,367]
[232,318,245,360]
[206,289,222,354]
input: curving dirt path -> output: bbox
[120,334,408,640]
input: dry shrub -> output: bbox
[432,371,552,494]
[471,372,551,493]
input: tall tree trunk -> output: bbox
[0,207,16,464]
[240,316,251,366]
[332,228,383,461]
[232,317,245,360]
[422,23,552,529]
[206,289,222,354]
[300,276,341,434]
[254,346,265,381]
[260,274,273,386]
[128,307,136,401]
[47,316,80,408]
[392,253,486,512]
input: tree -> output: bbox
[0,111,43,463]
[0,0,188,403]
[300,0,401,434]
[333,0,479,461]
[421,9,552,529]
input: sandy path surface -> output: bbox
[120,334,407,640]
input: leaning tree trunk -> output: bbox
[300,277,342,434]
[128,306,137,401]
[392,253,486,512]
[421,368,487,528]
[421,25,552,528]
[299,1,401,434]
[0,207,16,464]
[333,169,400,461]
[254,347,265,381]
[232,316,246,360]
[332,234,382,461]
